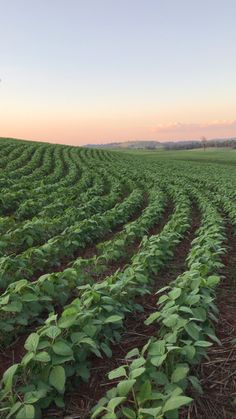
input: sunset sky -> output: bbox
[1,0,236,145]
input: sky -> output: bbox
[1,0,236,145]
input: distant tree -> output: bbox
[201,136,207,151]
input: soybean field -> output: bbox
[0,138,236,419]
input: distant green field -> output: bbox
[119,146,236,164]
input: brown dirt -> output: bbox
[0,334,26,377]
[45,206,201,419]
[182,222,236,419]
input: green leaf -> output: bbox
[137,380,152,404]
[206,275,220,287]
[2,301,22,313]
[83,324,97,337]
[181,345,196,360]
[24,390,46,404]
[122,407,136,419]
[16,405,35,419]
[6,401,22,418]
[163,395,192,413]
[125,348,139,359]
[49,366,66,393]
[24,333,39,353]
[194,340,212,347]
[148,340,165,356]
[108,366,127,380]
[169,287,182,300]
[191,307,206,322]
[155,286,170,294]
[54,396,65,408]
[91,405,107,419]
[101,342,112,358]
[139,407,162,417]
[2,364,19,392]
[145,311,161,325]
[188,375,203,394]
[107,397,126,412]
[34,351,51,363]
[150,354,167,367]
[130,357,145,370]
[58,314,77,328]
[163,314,179,328]
[44,326,61,340]
[21,293,38,302]
[21,352,34,366]
[130,367,145,379]
[171,364,189,383]
[52,341,73,356]
[117,379,136,397]
[184,322,199,341]
[104,315,123,324]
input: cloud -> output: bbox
[149,120,236,139]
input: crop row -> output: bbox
[91,192,225,418]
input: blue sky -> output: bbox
[1,0,236,144]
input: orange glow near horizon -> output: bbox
[1,115,236,146]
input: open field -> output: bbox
[0,139,236,418]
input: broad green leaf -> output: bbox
[137,380,152,404]
[2,301,22,313]
[163,314,179,328]
[125,348,139,359]
[184,322,199,340]
[104,315,123,324]
[101,342,112,358]
[194,340,212,347]
[21,352,34,366]
[130,357,145,370]
[44,326,61,339]
[24,333,39,353]
[139,407,162,416]
[16,405,35,419]
[52,341,73,356]
[169,288,181,300]
[58,315,77,328]
[2,364,19,392]
[117,379,136,396]
[21,293,38,302]
[163,395,192,412]
[107,397,126,412]
[207,275,220,287]
[150,354,167,367]
[122,407,136,419]
[108,366,127,380]
[171,364,189,383]
[155,286,170,294]
[34,351,51,362]
[49,366,66,393]
[24,390,47,404]
[188,375,203,394]
[91,406,106,419]
[6,401,22,418]
[149,340,165,356]
[130,367,145,379]
[145,311,160,325]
